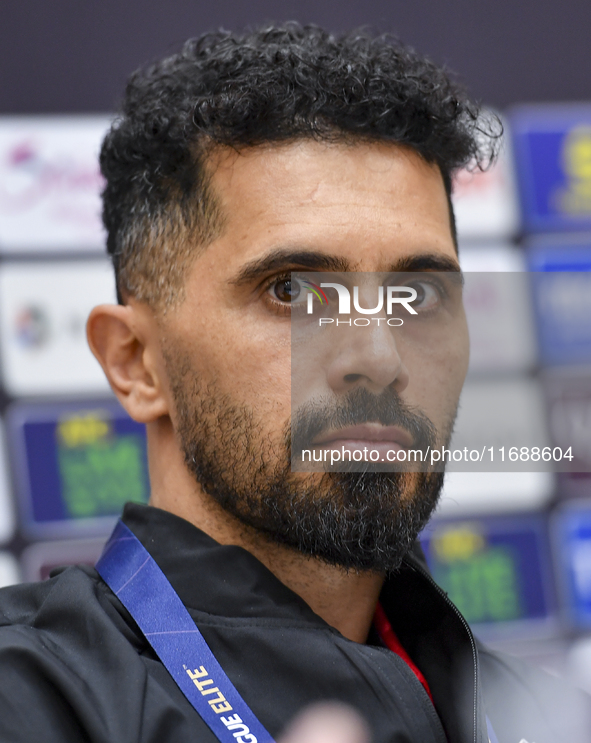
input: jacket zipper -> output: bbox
[403,555,480,743]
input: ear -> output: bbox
[86,303,169,423]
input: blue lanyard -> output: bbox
[486,716,500,743]
[96,519,276,743]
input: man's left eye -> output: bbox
[409,281,440,311]
[269,278,303,303]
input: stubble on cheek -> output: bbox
[161,337,287,486]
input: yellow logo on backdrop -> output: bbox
[555,125,591,215]
[432,525,485,563]
[57,411,112,448]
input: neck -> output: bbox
[224,519,385,644]
[148,421,384,643]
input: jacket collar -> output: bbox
[122,502,326,624]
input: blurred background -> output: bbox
[1,0,591,694]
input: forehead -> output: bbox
[202,139,456,272]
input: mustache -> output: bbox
[290,387,437,457]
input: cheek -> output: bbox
[403,321,469,426]
[180,314,293,418]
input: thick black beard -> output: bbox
[166,355,446,574]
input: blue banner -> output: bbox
[527,242,591,366]
[420,514,555,634]
[553,505,591,628]
[511,104,591,232]
[7,399,149,538]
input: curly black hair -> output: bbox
[100,23,499,310]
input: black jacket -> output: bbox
[0,503,587,743]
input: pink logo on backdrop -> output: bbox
[0,138,104,215]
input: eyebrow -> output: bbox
[230,249,351,285]
[387,254,464,284]
[230,248,463,286]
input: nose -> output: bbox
[325,319,410,395]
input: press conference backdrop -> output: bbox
[1,108,591,690]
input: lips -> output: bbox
[312,424,414,450]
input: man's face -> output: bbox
[159,139,469,572]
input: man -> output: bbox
[0,23,586,743]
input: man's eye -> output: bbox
[269,278,302,303]
[410,281,439,310]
